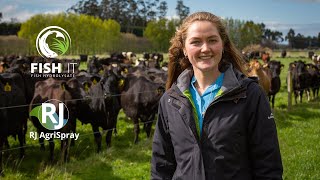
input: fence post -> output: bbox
[287,70,292,112]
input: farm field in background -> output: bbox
[1,55,320,180]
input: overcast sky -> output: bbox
[1,0,320,37]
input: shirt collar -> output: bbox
[191,73,224,96]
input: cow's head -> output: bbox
[267,60,284,78]
[101,70,120,99]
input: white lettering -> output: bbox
[55,103,64,130]
[68,63,77,73]
[42,103,57,124]
[30,63,62,74]
[43,63,51,73]
[51,63,62,73]
[29,132,37,140]
[74,133,79,140]
[30,132,79,141]
[31,63,37,73]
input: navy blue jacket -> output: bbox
[151,64,283,180]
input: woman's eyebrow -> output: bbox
[207,35,219,38]
[188,35,219,40]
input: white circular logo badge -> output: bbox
[36,26,71,58]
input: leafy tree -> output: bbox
[69,0,166,36]
[224,18,242,49]
[158,1,168,19]
[285,28,295,48]
[264,29,272,40]
[68,0,100,17]
[0,22,21,35]
[100,0,111,20]
[18,13,121,55]
[239,21,263,49]
[263,28,283,41]
[137,0,160,25]
[144,18,177,51]
[176,0,190,23]
[270,30,283,42]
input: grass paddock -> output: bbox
[1,56,320,179]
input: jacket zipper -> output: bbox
[169,90,201,142]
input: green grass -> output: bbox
[3,111,154,180]
[276,102,320,180]
[2,56,320,179]
[270,57,320,179]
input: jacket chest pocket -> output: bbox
[202,114,247,156]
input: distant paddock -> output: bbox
[1,35,319,59]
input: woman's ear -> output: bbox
[184,51,188,57]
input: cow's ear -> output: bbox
[83,82,90,92]
[121,68,128,74]
[156,86,165,95]
[91,76,101,85]
[118,79,125,91]
[61,82,70,91]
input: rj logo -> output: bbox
[30,99,69,130]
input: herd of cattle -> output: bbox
[0,51,320,175]
[0,52,166,175]
[245,53,320,107]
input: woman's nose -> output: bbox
[201,42,210,52]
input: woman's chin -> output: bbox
[195,66,215,73]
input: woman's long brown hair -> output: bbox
[166,11,247,90]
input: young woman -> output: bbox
[151,12,283,179]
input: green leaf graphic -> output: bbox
[50,35,69,55]
[29,105,42,121]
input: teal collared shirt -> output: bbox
[189,73,224,136]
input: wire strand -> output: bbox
[0,90,160,110]
[0,118,157,153]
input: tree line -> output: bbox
[285,28,320,49]
[17,13,121,55]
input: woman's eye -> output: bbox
[191,41,200,44]
[209,39,217,43]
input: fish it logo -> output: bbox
[36,26,71,58]
[30,99,69,130]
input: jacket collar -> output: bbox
[174,63,245,96]
[166,63,255,142]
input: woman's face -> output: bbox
[184,21,224,73]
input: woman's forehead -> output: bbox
[186,21,220,38]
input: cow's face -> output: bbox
[268,61,283,78]
[294,61,309,84]
[67,78,91,106]
[101,72,119,100]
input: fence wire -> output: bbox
[0,89,162,153]
[0,118,157,153]
[0,90,159,110]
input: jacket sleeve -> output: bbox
[248,85,283,179]
[151,97,176,180]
